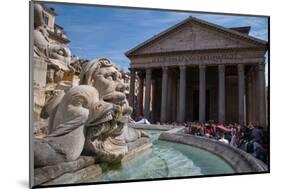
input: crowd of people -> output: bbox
[182,121,268,164]
[129,115,268,164]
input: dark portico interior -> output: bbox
[133,64,260,126]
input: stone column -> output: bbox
[258,63,266,127]
[153,78,160,122]
[199,65,206,122]
[137,72,144,117]
[167,74,173,122]
[129,68,135,108]
[218,65,225,123]
[238,64,245,126]
[178,66,187,123]
[144,68,152,120]
[160,67,168,123]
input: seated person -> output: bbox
[129,116,150,125]
[251,125,264,144]
[218,133,229,144]
[246,135,266,162]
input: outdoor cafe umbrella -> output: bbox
[216,124,231,133]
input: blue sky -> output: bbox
[47,3,268,73]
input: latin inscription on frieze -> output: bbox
[151,53,237,64]
[131,50,265,67]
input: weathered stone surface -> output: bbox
[34,156,96,185]
[122,139,152,163]
[35,141,151,186]
[33,80,46,123]
[32,4,151,185]
[33,119,48,138]
[34,4,71,66]
[33,58,48,88]
[34,86,100,168]
[80,58,151,163]
[130,49,265,68]
[33,2,74,124]
[127,137,151,151]
[134,22,256,55]
[44,164,102,185]
[127,17,267,68]
[40,89,65,127]
[34,58,152,170]
[159,128,268,173]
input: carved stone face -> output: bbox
[91,66,128,110]
[93,66,123,97]
[79,59,140,162]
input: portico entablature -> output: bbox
[130,48,265,69]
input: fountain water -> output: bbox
[86,130,234,183]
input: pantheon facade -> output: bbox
[126,17,268,127]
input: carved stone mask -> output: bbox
[92,66,123,97]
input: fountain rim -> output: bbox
[159,128,268,173]
[131,123,268,173]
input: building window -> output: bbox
[43,13,49,26]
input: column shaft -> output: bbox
[137,73,144,117]
[178,66,187,123]
[129,69,135,108]
[160,67,168,123]
[199,65,206,122]
[238,64,245,126]
[151,80,156,123]
[218,65,225,123]
[144,68,152,119]
[167,74,173,122]
[258,64,266,127]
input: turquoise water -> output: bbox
[88,130,234,182]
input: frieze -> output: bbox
[150,53,237,64]
[130,50,265,68]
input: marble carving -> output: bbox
[33,3,150,168]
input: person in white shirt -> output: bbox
[219,133,229,144]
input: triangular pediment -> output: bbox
[126,17,267,56]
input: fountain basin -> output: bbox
[82,129,236,183]
[159,127,268,173]
[35,125,267,187]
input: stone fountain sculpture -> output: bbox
[34,58,150,167]
[80,58,149,163]
[34,84,125,168]
[34,58,150,166]
[33,4,151,185]
[34,85,100,167]
[33,3,73,124]
[34,3,71,67]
